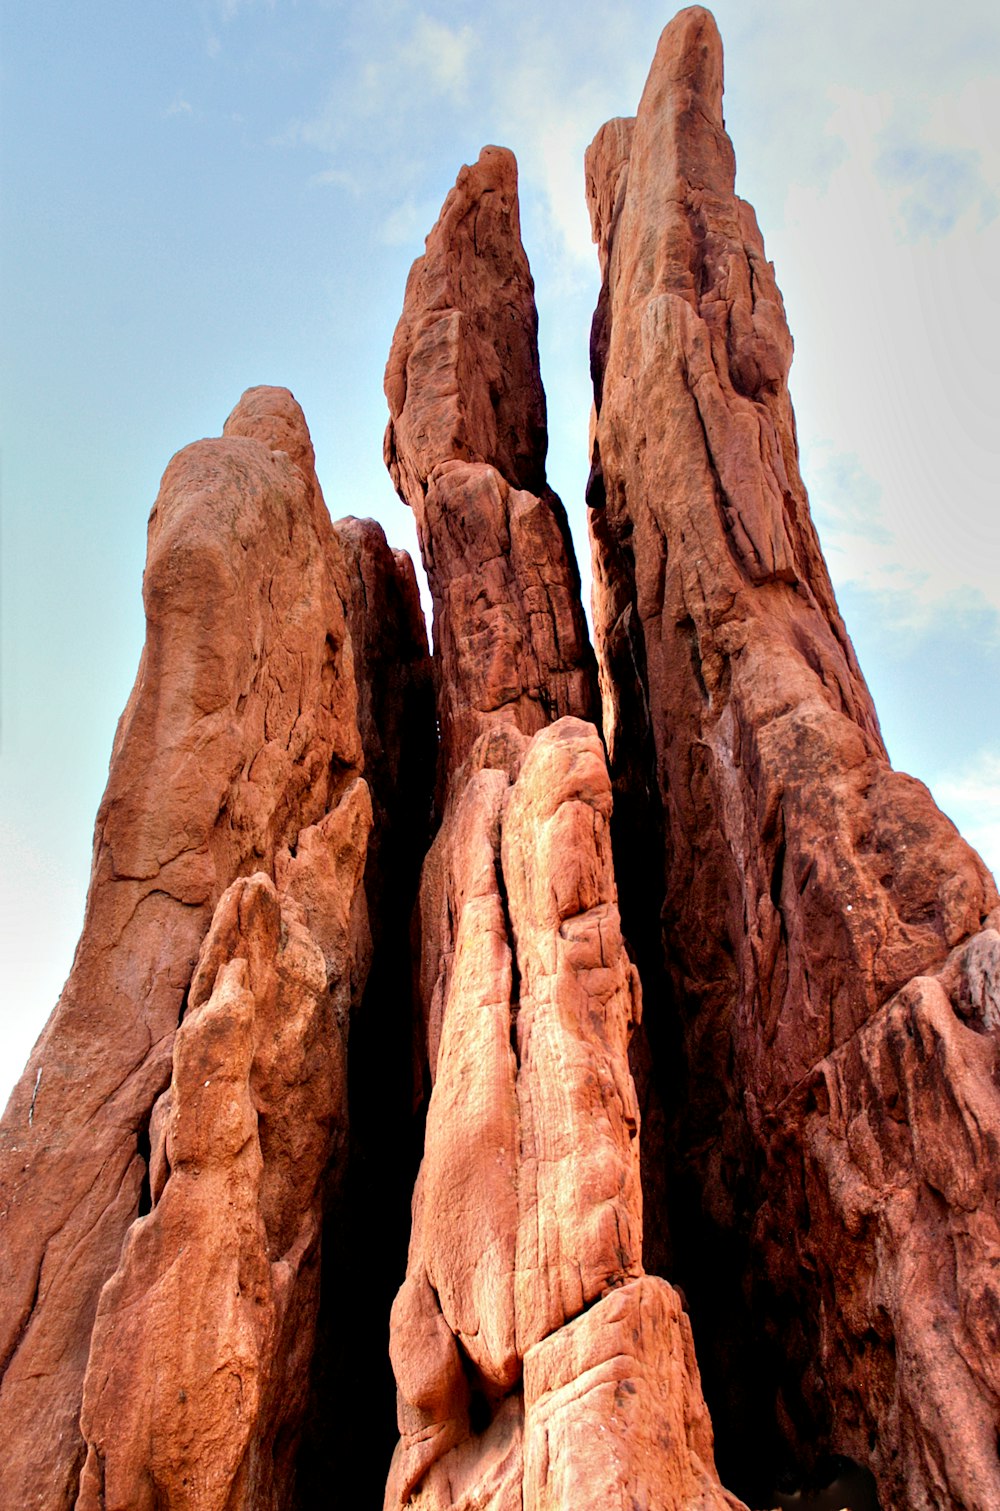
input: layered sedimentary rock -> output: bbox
[0,389,399,1508]
[586,8,1000,1507]
[382,145,739,1511]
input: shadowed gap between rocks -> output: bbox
[605,672,883,1511]
[291,518,438,1509]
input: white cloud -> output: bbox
[379,194,443,247]
[310,165,360,192]
[218,0,276,19]
[164,96,194,118]
[290,10,480,153]
[408,14,476,105]
[772,74,1000,638]
[931,750,1000,883]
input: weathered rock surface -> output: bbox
[76,832,369,1511]
[0,388,376,1508]
[3,12,997,1510]
[386,717,739,1511]
[586,8,1000,1506]
[384,144,597,813]
[383,146,738,1511]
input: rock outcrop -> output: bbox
[384,145,598,811]
[2,12,998,1511]
[586,8,1000,1507]
[382,145,740,1511]
[293,515,436,1499]
[0,390,425,1508]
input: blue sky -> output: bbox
[2,0,998,1106]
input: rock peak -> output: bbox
[385,143,548,504]
[384,146,597,807]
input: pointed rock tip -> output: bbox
[222,385,317,484]
[647,5,725,125]
[444,143,520,222]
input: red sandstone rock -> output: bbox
[3,15,995,1509]
[586,9,1000,1506]
[77,825,369,1510]
[523,1276,744,1511]
[0,388,373,1508]
[294,516,436,1498]
[385,719,737,1511]
[382,144,738,1511]
[384,144,597,811]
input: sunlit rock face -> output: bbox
[380,143,742,1511]
[586,6,1000,1508]
[1,10,998,1511]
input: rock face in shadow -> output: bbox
[291,516,437,1502]
[381,145,741,1511]
[585,7,1000,1507]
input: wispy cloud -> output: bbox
[218,0,276,19]
[773,63,1000,643]
[287,10,480,155]
[407,14,477,105]
[931,749,1000,882]
[310,165,360,192]
[164,95,194,118]
[378,195,444,247]
[877,140,993,238]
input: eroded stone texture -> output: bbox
[383,141,739,1511]
[586,9,1000,1506]
[386,720,738,1511]
[384,144,597,813]
[383,143,599,1089]
[292,517,436,1500]
[523,1276,745,1511]
[76,813,369,1510]
[0,388,372,1509]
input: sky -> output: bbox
[1,0,998,1109]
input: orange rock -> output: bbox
[382,134,740,1511]
[77,838,369,1510]
[385,720,739,1511]
[0,388,372,1508]
[586,8,1000,1505]
[523,1276,744,1511]
[384,145,597,809]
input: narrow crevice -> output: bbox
[493,848,521,1068]
[135,1117,153,1219]
[291,538,437,1510]
[594,535,795,1504]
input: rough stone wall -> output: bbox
[1,11,998,1511]
[0,390,420,1509]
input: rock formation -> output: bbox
[381,145,739,1510]
[1,10,998,1511]
[0,389,428,1508]
[586,7,1000,1508]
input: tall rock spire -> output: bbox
[586,8,1000,1507]
[0,390,431,1509]
[384,145,598,812]
[382,146,741,1511]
